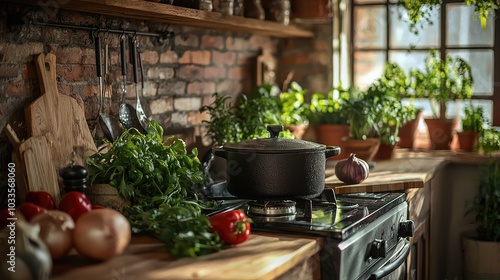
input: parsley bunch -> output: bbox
[86,121,222,257]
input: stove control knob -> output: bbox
[398,220,415,238]
[370,239,387,259]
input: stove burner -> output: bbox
[247,200,297,216]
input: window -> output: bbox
[336,0,499,126]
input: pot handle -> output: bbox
[212,146,227,159]
[325,146,341,159]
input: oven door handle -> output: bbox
[369,239,411,280]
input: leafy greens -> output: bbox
[86,120,222,257]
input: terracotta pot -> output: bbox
[374,142,395,160]
[341,137,380,163]
[398,110,423,149]
[456,131,479,151]
[286,123,309,140]
[462,236,500,279]
[313,124,350,159]
[424,118,459,150]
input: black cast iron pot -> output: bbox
[213,125,341,200]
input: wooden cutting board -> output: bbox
[26,53,97,171]
[18,134,61,204]
[3,124,29,201]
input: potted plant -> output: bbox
[341,90,381,163]
[277,81,310,139]
[411,49,474,149]
[366,62,421,157]
[462,159,500,278]
[305,85,352,159]
[457,103,487,151]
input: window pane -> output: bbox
[353,51,386,90]
[355,0,385,3]
[354,6,387,49]
[389,6,440,48]
[448,50,493,96]
[446,4,494,47]
[389,50,429,73]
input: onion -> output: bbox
[73,209,131,261]
[335,153,370,184]
[31,210,75,260]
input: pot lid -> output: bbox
[222,125,326,153]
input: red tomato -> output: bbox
[19,202,47,221]
[92,205,106,210]
[58,192,92,222]
[25,191,55,210]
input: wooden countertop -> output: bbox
[51,233,322,280]
[324,149,500,195]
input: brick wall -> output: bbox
[0,3,332,197]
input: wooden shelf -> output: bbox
[17,0,314,38]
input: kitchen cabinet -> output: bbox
[12,0,314,38]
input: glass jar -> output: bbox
[219,0,234,15]
[200,0,213,11]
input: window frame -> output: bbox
[349,0,500,126]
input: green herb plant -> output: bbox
[306,86,351,125]
[466,159,500,242]
[462,103,487,133]
[86,121,222,258]
[411,49,473,120]
[479,128,500,154]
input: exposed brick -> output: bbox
[142,81,158,97]
[141,50,159,64]
[201,35,224,49]
[204,66,226,79]
[228,66,244,80]
[147,67,175,79]
[213,51,236,65]
[188,110,209,125]
[150,98,174,114]
[179,51,191,64]
[0,43,44,63]
[22,64,37,79]
[280,54,312,65]
[0,65,21,78]
[58,65,95,83]
[174,97,202,111]
[226,37,250,51]
[216,80,243,96]
[248,35,277,52]
[178,65,204,80]
[314,39,329,51]
[158,81,186,96]
[187,81,216,95]
[236,52,256,66]
[191,51,211,65]
[160,50,178,64]
[311,52,330,66]
[6,81,32,97]
[175,33,200,48]
[202,95,217,107]
[44,28,73,45]
[171,112,188,125]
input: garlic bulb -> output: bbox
[335,153,370,184]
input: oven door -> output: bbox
[363,239,411,280]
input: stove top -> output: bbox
[202,182,407,240]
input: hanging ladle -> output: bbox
[131,38,150,131]
[95,35,124,142]
[118,34,145,133]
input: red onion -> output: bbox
[335,153,370,184]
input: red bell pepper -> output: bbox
[209,210,252,245]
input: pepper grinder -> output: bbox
[60,151,88,195]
